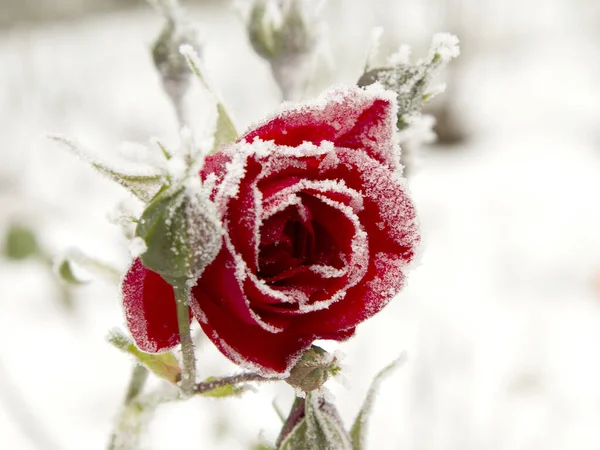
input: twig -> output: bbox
[173,283,196,395]
[194,372,274,394]
[106,365,149,450]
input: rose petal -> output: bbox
[190,282,313,375]
[289,252,408,335]
[122,259,187,353]
[242,85,399,170]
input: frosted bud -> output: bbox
[247,0,317,61]
[247,0,322,100]
[151,13,200,103]
[286,346,340,393]
[277,394,352,450]
[136,187,222,284]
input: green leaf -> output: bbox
[197,376,252,398]
[3,224,40,260]
[179,45,238,153]
[279,394,351,450]
[350,353,407,450]
[213,103,239,153]
[108,329,181,384]
[55,258,89,285]
[54,249,121,285]
[49,135,163,202]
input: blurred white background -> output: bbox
[1,0,600,449]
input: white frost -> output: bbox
[429,32,460,63]
[128,237,148,257]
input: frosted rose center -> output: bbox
[257,193,343,284]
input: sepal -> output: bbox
[278,394,352,450]
[349,353,407,449]
[108,329,182,384]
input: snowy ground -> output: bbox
[1,1,600,449]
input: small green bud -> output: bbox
[3,224,40,261]
[286,346,340,393]
[248,0,317,62]
[136,187,222,283]
[151,17,199,85]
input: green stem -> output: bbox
[194,372,273,394]
[107,365,149,450]
[173,283,196,396]
[124,365,149,404]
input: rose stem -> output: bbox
[107,364,149,450]
[193,372,274,394]
[173,282,196,396]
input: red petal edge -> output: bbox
[122,259,188,353]
[241,85,400,170]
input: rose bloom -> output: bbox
[122,85,419,375]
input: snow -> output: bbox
[428,32,460,63]
[128,237,148,257]
[1,1,600,450]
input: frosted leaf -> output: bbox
[387,44,411,66]
[357,32,460,139]
[107,198,141,240]
[350,353,407,449]
[49,134,164,202]
[108,328,182,384]
[165,153,187,181]
[179,44,238,153]
[54,248,121,285]
[429,32,461,63]
[118,141,167,169]
[53,255,90,285]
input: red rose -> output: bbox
[122,85,419,376]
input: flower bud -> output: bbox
[286,346,340,393]
[151,17,199,85]
[151,13,201,115]
[246,0,321,100]
[136,187,222,284]
[248,0,316,61]
[276,394,351,450]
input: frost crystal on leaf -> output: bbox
[129,237,148,257]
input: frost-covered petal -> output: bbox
[122,259,188,353]
[242,85,400,170]
[191,281,311,375]
[190,281,353,375]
